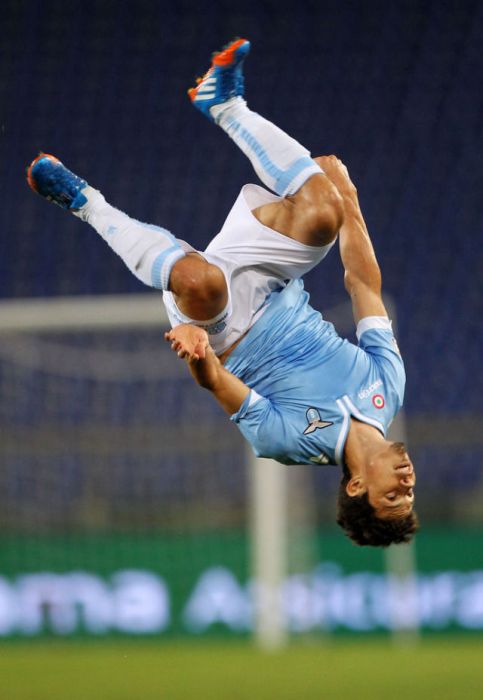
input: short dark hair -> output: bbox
[336,467,419,547]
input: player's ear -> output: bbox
[346,476,365,497]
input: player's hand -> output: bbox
[164,324,209,362]
[314,155,357,200]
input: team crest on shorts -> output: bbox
[303,407,333,435]
[372,394,385,409]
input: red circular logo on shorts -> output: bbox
[372,394,385,409]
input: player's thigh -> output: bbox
[253,174,343,246]
[204,183,335,281]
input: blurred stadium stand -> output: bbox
[0,0,482,599]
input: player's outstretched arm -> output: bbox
[165,325,250,414]
[315,156,387,325]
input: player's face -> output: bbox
[365,442,416,520]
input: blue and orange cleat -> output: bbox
[26,153,88,210]
[188,38,250,121]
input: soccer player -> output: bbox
[27,39,418,546]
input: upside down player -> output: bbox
[27,39,418,546]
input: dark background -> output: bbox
[0,0,482,518]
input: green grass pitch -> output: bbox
[0,638,482,700]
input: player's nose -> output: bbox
[400,472,416,487]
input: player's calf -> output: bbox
[26,153,186,292]
[189,39,323,198]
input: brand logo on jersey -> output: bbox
[310,452,331,465]
[372,394,385,409]
[303,408,333,435]
[358,379,383,400]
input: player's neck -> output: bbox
[344,418,387,477]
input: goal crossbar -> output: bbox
[0,293,168,332]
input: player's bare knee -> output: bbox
[199,264,228,307]
[295,177,344,245]
[169,255,227,312]
[312,194,344,243]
